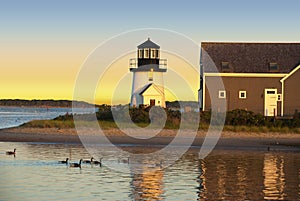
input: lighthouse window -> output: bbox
[156,50,159,58]
[151,49,156,58]
[138,49,143,58]
[148,70,153,81]
[144,49,149,58]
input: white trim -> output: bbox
[280,64,300,82]
[203,74,206,111]
[281,81,284,116]
[204,72,287,78]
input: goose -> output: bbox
[69,159,82,168]
[6,148,16,155]
[83,157,93,164]
[58,158,69,164]
[91,158,102,167]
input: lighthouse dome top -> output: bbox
[137,38,160,49]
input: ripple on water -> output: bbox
[0,142,300,200]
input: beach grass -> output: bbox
[21,120,75,129]
[20,119,300,134]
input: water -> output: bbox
[0,142,299,200]
[0,107,96,129]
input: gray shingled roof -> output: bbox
[138,38,160,49]
[201,42,300,73]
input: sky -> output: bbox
[0,0,299,104]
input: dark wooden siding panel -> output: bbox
[204,76,282,114]
[284,69,300,115]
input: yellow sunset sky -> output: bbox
[0,41,199,104]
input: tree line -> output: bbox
[0,99,94,108]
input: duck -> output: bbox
[6,148,16,155]
[69,159,82,168]
[58,158,69,164]
[83,157,93,164]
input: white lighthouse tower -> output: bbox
[130,38,167,107]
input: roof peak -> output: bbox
[138,38,160,49]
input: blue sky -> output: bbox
[1,0,299,43]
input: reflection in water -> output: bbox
[196,160,206,199]
[263,154,286,200]
[130,169,164,200]
[0,142,300,200]
[196,151,300,200]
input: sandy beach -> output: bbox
[0,127,300,151]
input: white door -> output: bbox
[264,89,277,116]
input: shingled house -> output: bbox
[199,42,300,116]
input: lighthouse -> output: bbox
[130,38,167,107]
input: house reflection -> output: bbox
[195,151,300,200]
[197,152,265,200]
[127,150,299,200]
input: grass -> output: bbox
[21,120,75,129]
[222,125,300,133]
[21,119,300,134]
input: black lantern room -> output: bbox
[130,38,167,72]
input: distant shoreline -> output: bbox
[1,127,300,151]
[0,105,95,108]
[0,99,95,108]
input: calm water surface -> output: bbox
[0,107,96,129]
[0,142,299,200]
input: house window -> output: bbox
[239,91,247,99]
[144,49,149,58]
[269,63,278,71]
[267,90,276,94]
[150,49,156,58]
[138,49,143,58]
[219,90,226,99]
[221,62,230,71]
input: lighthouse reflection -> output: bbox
[127,150,300,200]
[130,169,164,200]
